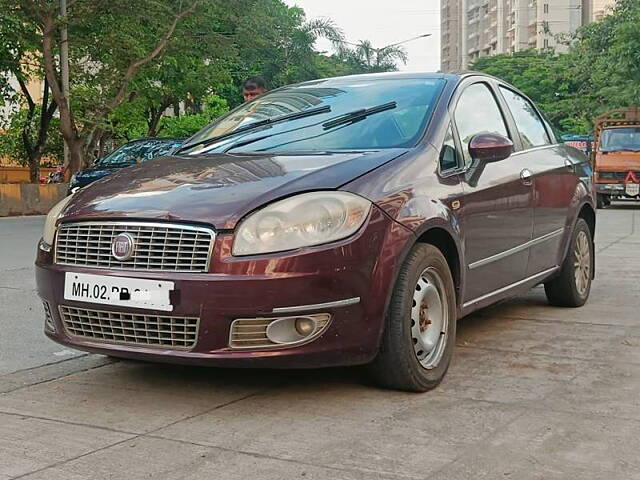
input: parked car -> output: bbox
[67,137,183,194]
[36,72,596,392]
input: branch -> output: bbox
[104,0,202,115]
[41,10,76,143]
[36,78,58,152]
[16,75,36,113]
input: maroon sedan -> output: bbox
[36,72,595,391]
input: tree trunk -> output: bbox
[38,0,201,177]
[16,74,58,183]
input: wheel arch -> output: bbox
[578,202,596,241]
[415,226,463,305]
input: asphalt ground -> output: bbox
[0,203,638,479]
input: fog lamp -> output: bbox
[295,317,316,336]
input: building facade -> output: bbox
[441,0,616,72]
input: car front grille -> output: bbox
[598,170,640,181]
[59,305,199,350]
[55,222,214,272]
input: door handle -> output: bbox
[520,168,533,186]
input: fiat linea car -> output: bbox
[36,72,596,392]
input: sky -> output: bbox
[283,0,441,72]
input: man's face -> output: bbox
[243,87,266,102]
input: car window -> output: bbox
[440,124,460,171]
[599,127,640,152]
[98,140,179,166]
[454,83,509,165]
[183,78,446,153]
[499,87,550,149]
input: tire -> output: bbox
[596,194,605,209]
[544,218,593,307]
[368,244,457,392]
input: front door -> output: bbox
[497,86,577,275]
[453,82,534,303]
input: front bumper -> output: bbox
[36,207,413,368]
[596,182,625,194]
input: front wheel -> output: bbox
[544,218,593,307]
[368,244,457,392]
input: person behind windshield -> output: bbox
[242,76,267,102]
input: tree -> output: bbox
[471,0,640,135]
[340,40,408,73]
[18,0,204,176]
[157,94,228,138]
[0,5,59,181]
[4,0,405,177]
[471,51,589,132]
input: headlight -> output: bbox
[42,194,75,246]
[233,192,372,256]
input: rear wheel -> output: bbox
[368,244,456,392]
[596,194,606,209]
[544,218,593,307]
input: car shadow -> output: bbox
[603,200,640,210]
[102,356,370,392]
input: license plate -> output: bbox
[64,273,174,311]
[626,183,640,197]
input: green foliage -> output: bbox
[2,0,406,171]
[0,107,63,165]
[157,95,229,138]
[471,1,640,136]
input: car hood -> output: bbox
[61,150,408,229]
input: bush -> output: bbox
[159,95,229,138]
[0,107,63,165]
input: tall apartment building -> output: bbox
[441,0,615,72]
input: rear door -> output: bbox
[497,86,576,275]
[453,81,534,304]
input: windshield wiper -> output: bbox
[323,102,397,130]
[176,105,331,154]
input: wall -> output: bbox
[0,183,68,217]
[0,167,58,184]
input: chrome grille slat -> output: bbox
[55,222,215,272]
[59,305,199,349]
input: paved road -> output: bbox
[0,204,639,479]
[0,216,83,376]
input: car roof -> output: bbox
[124,137,184,144]
[290,71,506,89]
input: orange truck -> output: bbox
[593,107,640,208]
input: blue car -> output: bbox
[68,138,183,194]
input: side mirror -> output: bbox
[469,134,514,163]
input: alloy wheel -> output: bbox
[574,230,591,297]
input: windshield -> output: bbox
[98,139,182,166]
[599,128,640,153]
[183,77,445,154]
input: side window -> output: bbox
[454,83,509,165]
[499,87,551,149]
[440,124,460,171]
